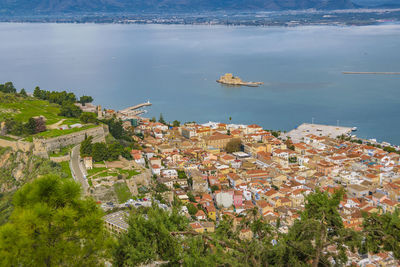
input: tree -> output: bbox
[362,210,400,258]
[186,203,198,216]
[4,118,24,136]
[1,82,16,93]
[59,102,82,118]
[102,119,124,140]
[79,95,94,106]
[0,175,108,267]
[19,88,27,97]
[24,117,37,135]
[172,120,180,127]
[226,138,241,153]
[112,205,187,266]
[275,189,359,266]
[80,112,97,123]
[187,191,196,203]
[33,86,42,98]
[107,142,123,161]
[150,117,156,123]
[80,136,93,157]
[155,182,170,193]
[158,113,166,124]
[210,185,219,193]
[92,142,108,162]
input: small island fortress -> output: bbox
[217,73,263,87]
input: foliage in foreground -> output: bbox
[113,190,400,266]
[0,175,109,267]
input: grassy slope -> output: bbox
[0,93,98,141]
[0,96,63,125]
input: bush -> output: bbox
[80,112,97,123]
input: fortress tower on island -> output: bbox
[217,73,263,87]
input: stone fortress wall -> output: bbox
[33,125,109,157]
[0,139,33,152]
[0,124,109,158]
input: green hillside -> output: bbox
[0,89,98,141]
[0,92,80,126]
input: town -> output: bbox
[96,104,400,266]
[1,84,400,265]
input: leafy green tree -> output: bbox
[1,82,16,93]
[33,86,42,98]
[211,185,219,193]
[186,202,198,215]
[4,118,24,136]
[59,102,82,118]
[0,175,108,267]
[275,189,359,267]
[107,142,123,161]
[79,95,94,106]
[102,119,124,140]
[80,136,93,157]
[92,142,108,162]
[113,205,187,266]
[19,88,27,97]
[172,120,180,127]
[155,182,170,193]
[362,210,400,258]
[187,191,196,203]
[158,113,166,124]
[80,112,97,123]
[150,117,156,123]
[24,117,37,135]
[226,138,241,153]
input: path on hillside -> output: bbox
[47,119,66,130]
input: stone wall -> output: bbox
[33,125,109,157]
[0,125,108,158]
[50,154,71,163]
[33,125,108,154]
[0,139,33,152]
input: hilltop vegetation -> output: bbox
[0,82,97,140]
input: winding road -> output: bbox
[70,144,89,195]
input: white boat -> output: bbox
[351,127,357,131]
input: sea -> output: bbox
[0,23,399,144]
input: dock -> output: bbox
[118,101,152,117]
[343,72,400,75]
[285,123,354,143]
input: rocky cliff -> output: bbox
[0,147,69,224]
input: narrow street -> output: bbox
[70,144,89,195]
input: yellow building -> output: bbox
[206,206,217,221]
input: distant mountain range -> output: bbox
[0,0,399,15]
[0,0,356,14]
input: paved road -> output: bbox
[70,144,89,195]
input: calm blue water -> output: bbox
[0,23,399,144]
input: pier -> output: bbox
[119,101,152,117]
[343,72,400,75]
